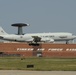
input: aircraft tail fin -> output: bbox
[0,26,8,35]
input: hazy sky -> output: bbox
[0,0,76,34]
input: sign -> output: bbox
[17,48,76,51]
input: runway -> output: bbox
[0,70,76,75]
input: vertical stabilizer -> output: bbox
[0,26,8,35]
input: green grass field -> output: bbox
[0,57,76,71]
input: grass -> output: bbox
[0,57,76,71]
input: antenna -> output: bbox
[11,23,30,35]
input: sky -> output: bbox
[0,0,76,34]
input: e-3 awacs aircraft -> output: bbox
[0,23,76,46]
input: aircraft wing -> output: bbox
[32,36,54,43]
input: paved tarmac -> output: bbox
[0,70,76,75]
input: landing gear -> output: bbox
[66,41,69,44]
[66,40,75,44]
[72,40,75,44]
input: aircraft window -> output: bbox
[45,36,49,37]
[41,36,44,37]
[43,36,45,37]
[42,36,55,37]
[50,36,54,37]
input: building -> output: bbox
[0,43,76,58]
